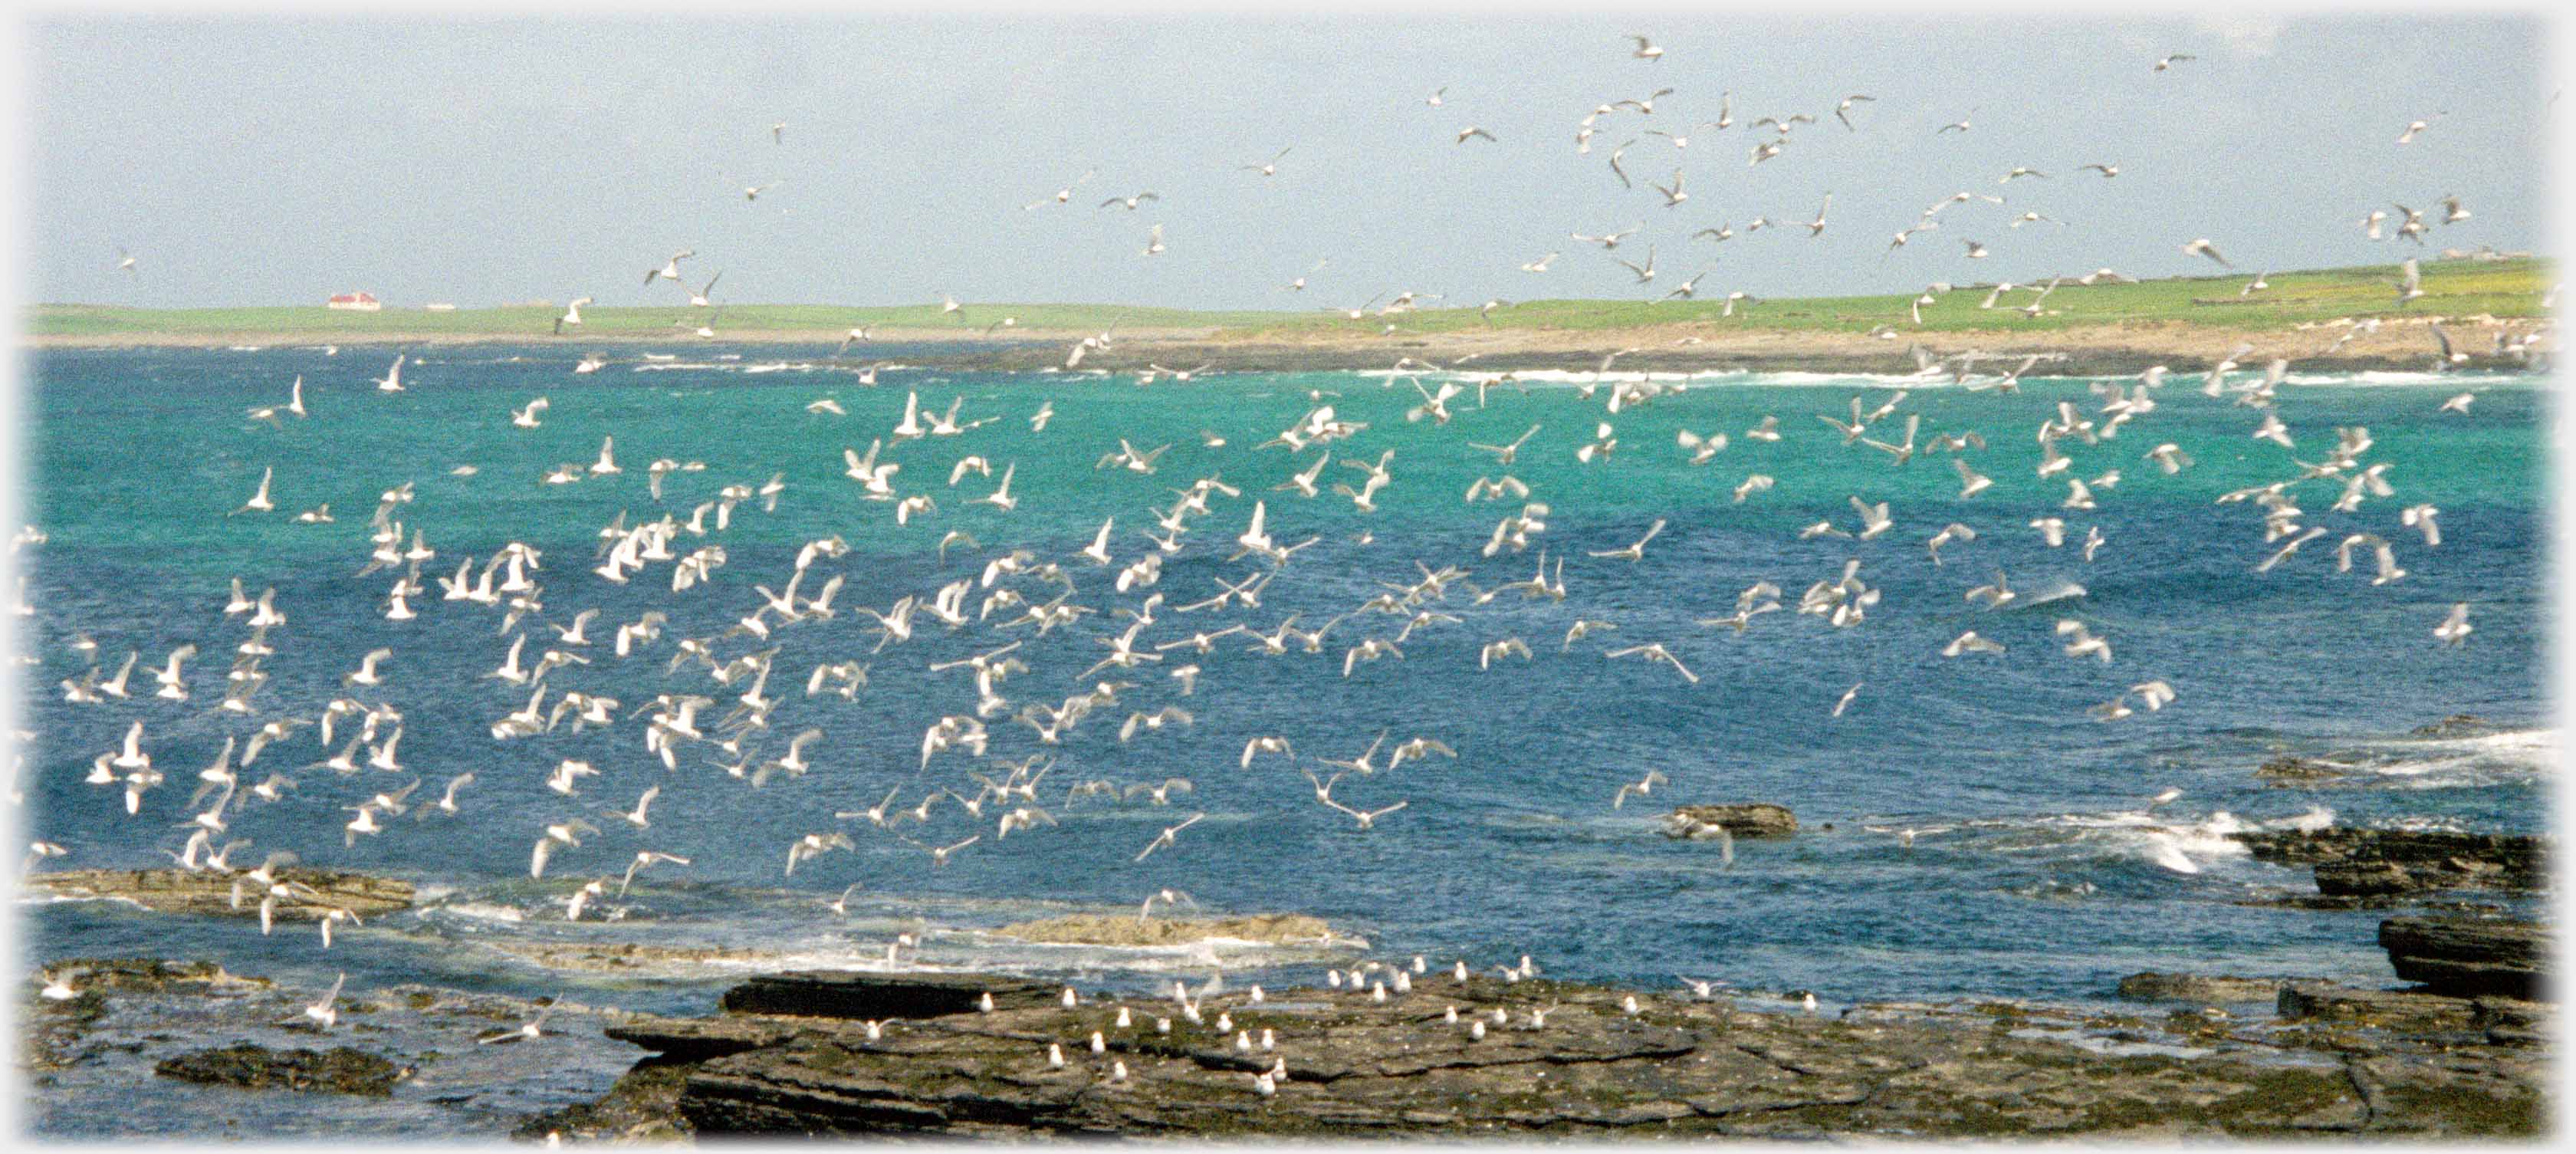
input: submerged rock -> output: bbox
[468,939,770,974]
[2378,917,2547,1000]
[2254,756,2353,784]
[2114,973,2288,1004]
[2408,714,2492,738]
[1663,804,1797,840]
[22,958,273,1071]
[25,868,414,920]
[28,956,269,995]
[995,913,1339,947]
[153,1044,409,1095]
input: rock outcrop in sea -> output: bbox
[25,868,415,920]
[1661,803,1798,840]
[154,1044,412,1095]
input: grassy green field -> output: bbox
[1253,258,2550,337]
[24,258,2548,343]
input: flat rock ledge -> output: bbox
[25,867,415,919]
[547,968,2543,1139]
[1662,804,1797,840]
[2230,827,2546,899]
[2277,980,2554,1047]
[2114,973,2289,1004]
[995,914,1340,947]
[154,1043,412,1096]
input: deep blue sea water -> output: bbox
[13,343,2554,1134]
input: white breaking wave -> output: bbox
[1984,804,2333,875]
[2336,727,2558,789]
[2282,370,2538,387]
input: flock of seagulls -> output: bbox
[34,34,2543,1080]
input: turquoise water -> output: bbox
[16,344,2553,1133]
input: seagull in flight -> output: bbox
[1605,643,1698,684]
[1024,169,1096,209]
[1615,247,1658,284]
[2181,238,2232,268]
[1242,147,1292,177]
[1135,812,1206,861]
[644,248,694,287]
[1834,94,1875,130]
[1586,518,1667,561]
[2433,603,2472,646]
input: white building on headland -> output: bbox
[326,291,383,311]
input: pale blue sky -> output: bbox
[21,13,2555,311]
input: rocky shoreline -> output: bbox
[48,956,2532,1142]
[16,791,2552,1139]
[17,851,2555,1141]
[488,810,2551,1139]
[519,959,2546,1140]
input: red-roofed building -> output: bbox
[327,291,382,312]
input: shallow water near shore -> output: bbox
[15,344,2552,1136]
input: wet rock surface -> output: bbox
[21,958,273,1071]
[556,970,2547,1139]
[20,959,655,1139]
[154,1043,411,1095]
[513,1060,698,1143]
[26,867,416,919]
[1663,804,1797,840]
